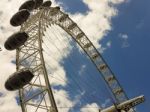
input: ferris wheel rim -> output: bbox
[15,6,132,112]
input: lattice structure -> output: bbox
[16,6,134,112]
[16,9,58,112]
[45,7,128,103]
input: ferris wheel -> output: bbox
[4,0,144,112]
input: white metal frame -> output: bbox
[16,7,134,112]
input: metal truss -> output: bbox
[16,9,58,112]
[16,7,134,112]
[43,7,129,103]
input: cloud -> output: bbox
[53,89,75,112]
[42,25,73,86]
[78,65,86,75]
[0,48,19,112]
[119,33,128,39]
[80,103,100,112]
[101,98,112,108]
[70,0,126,49]
[106,41,112,48]
[119,33,130,48]
[0,91,21,112]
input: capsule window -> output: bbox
[19,0,35,11]
[34,0,43,9]
[10,9,30,26]
[42,1,52,7]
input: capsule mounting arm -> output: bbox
[101,95,145,112]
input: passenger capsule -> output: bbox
[4,32,28,50]
[50,6,60,16]
[10,9,30,26]
[42,1,52,7]
[19,0,35,11]
[5,69,34,91]
[54,6,60,10]
[34,0,43,9]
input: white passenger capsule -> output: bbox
[34,0,43,9]
[19,0,35,11]
[5,69,34,91]
[42,1,52,7]
[10,9,30,26]
[4,32,28,50]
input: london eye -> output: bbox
[4,0,144,112]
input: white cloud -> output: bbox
[106,41,112,48]
[54,89,75,112]
[119,33,130,48]
[101,98,112,108]
[0,91,21,112]
[42,25,73,87]
[0,47,20,112]
[70,0,126,49]
[78,65,86,75]
[119,33,128,39]
[81,103,100,112]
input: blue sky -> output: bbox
[102,0,150,111]
[55,0,89,13]
[55,0,150,111]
